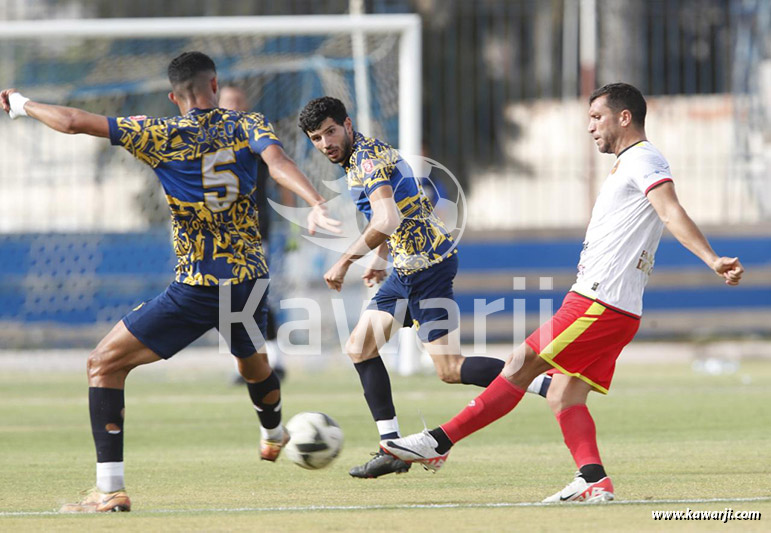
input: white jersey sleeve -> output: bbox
[570,141,673,316]
[629,149,674,195]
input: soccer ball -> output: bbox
[284,412,344,470]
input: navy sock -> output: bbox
[539,374,552,397]
[429,427,453,455]
[89,387,125,463]
[353,357,396,422]
[460,356,505,387]
[247,371,282,430]
[579,463,607,483]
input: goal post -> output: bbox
[0,15,426,365]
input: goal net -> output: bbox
[0,15,421,350]
[0,15,420,231]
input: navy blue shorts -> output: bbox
[367,253,459,343]
[123,279,270,359]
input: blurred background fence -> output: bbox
[0,0,768,350]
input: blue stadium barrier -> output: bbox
[458,236,771,270]
[0,232,768,339]
[454,235,771,339]
[0,232,174,325]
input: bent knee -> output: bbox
[546,385,589,414]
[87,345,131,380]
[436,369,461,384]
[546,392,565,414]
[434,357,463,384]
[87,347,113,379]
[345,336,377,364]
[238,353,272,382]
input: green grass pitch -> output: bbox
[1,356,769,531]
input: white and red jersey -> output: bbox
[570,141,673,316]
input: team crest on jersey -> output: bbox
[610,160,621,174]
[361,158,375,174]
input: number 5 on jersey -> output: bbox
[202,148,240,212]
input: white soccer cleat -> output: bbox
[380,429,449,472]
[59,487,131,513]
[542,472,615,503]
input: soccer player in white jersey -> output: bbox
[380,83,744,503]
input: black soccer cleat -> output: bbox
[349,449,411,478]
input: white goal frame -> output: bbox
[0,14,422,157]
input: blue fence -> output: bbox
[1,232,768,343]
[0,232,174,325]
[455,234,771,340]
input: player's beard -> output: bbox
[595,135,612,154]
[331,132,354,164]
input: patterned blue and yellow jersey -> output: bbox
[108,108,282,286]
[342,132,455,274]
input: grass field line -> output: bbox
[2,496,769,517]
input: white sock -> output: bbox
[96,462,125,493]
[376,417,400,439]
[260,424,283,442]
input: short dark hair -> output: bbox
[589,83,647,127]
[298,96,349,133]
[167,51,216,87]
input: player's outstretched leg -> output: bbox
[348,355,411,478]
[542,374,613,503]
[238,352,289,462]
[346,310,411,478]
[61,320,160,513]
[424,334,552,397]
[382,343,550,472]
[456,356,552,396]
[381,374,528,471]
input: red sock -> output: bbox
[440,375,525,443]
[557,404,602,467]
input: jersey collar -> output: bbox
[616,139,646,158]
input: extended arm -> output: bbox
[1,88,109,137]
[260,144,340,235]
[647,182,743,285]
[324,185,401,291]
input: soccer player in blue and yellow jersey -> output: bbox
[2,52,339,512]
[299,97,549,479]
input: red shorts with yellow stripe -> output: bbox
[525,291,640,394]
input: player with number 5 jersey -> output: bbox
[110,104,283,286]
[1,51,340,513]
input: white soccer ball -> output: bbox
[284,412,344,470]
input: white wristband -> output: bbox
[8,92,30,119]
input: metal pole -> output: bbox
[350,0,372,137]
[580,0,597,220]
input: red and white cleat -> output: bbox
[542,473,614,503]
[380,430,450,473]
